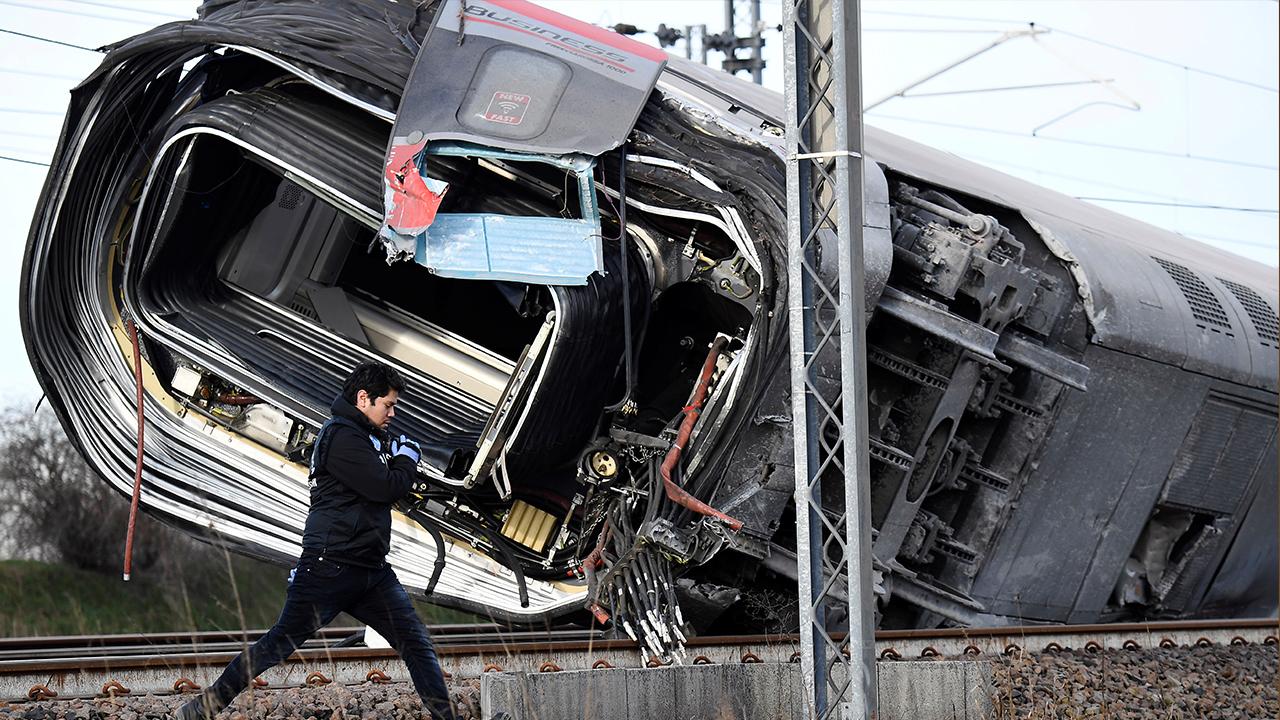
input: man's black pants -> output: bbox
[202,556,454,719]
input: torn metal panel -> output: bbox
[379,0,661,276]
[383,135,449,240]
[401,142,603,285]
[1023,216,1098,333]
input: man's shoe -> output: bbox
[173,691,221,720]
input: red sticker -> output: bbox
[483,91,531,125]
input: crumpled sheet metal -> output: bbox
[398,0,668,157]
[20,1,591,623]
[22,0,779,625]
[379,0,662,282]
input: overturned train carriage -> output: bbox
[22,0,1277,651]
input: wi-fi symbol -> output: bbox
[496,101,522,114]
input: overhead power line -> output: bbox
[1,130,57,140]
[0,0,156,25]
[866,26,1050,111]
[905,79,1109,99]
[961,156,1276,250]
[58,0,187,21]
[864,28,1005,34]
[0,66,83,81]
[0,107,66,116]
[864,9,1032,25]
[1184,230,1278,250]
[863,9,1278,94]
[0,27,101,52]
[962,153,1192,202]
[0,153,50,167]
[870,112,1280,171]
[1075,197,1279,215]
[1051,27,1278,94]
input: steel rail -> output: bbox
[2,620,1273,702]
[0,628,361,661]
[875,617,1278,639]
[0,624,600,659]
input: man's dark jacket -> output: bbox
[301,395,416,567]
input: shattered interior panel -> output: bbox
[21,0,1277,659]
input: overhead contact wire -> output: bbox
[0,27,102,52]
[0,153,50,166]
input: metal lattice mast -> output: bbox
[731,0,764,84]
[746,0,763,85]
[719,0,766,83]
[783,0,876,719]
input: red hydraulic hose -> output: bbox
[659,337,743,531]
[123,320,145,581]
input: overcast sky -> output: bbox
[0,0,1276,400]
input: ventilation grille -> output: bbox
[287,292,318,321]
[1217,278,1279,347]
[1163,396,1276,515]
[1152,257,1233,335]
[277,182,304,210]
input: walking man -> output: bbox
[177,361,455,719]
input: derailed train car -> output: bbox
[22,0,1277,655]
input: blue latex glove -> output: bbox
[391,434,421,464]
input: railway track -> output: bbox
[0,624,600,661]
[2,618,1274,702]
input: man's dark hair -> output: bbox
[341,361,406,404]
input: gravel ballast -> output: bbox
[0,682,482,720]
[990,643,1277,719]
[1,643,1274,719]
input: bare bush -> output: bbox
[0,404,171,574]
[0,404,283,580]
